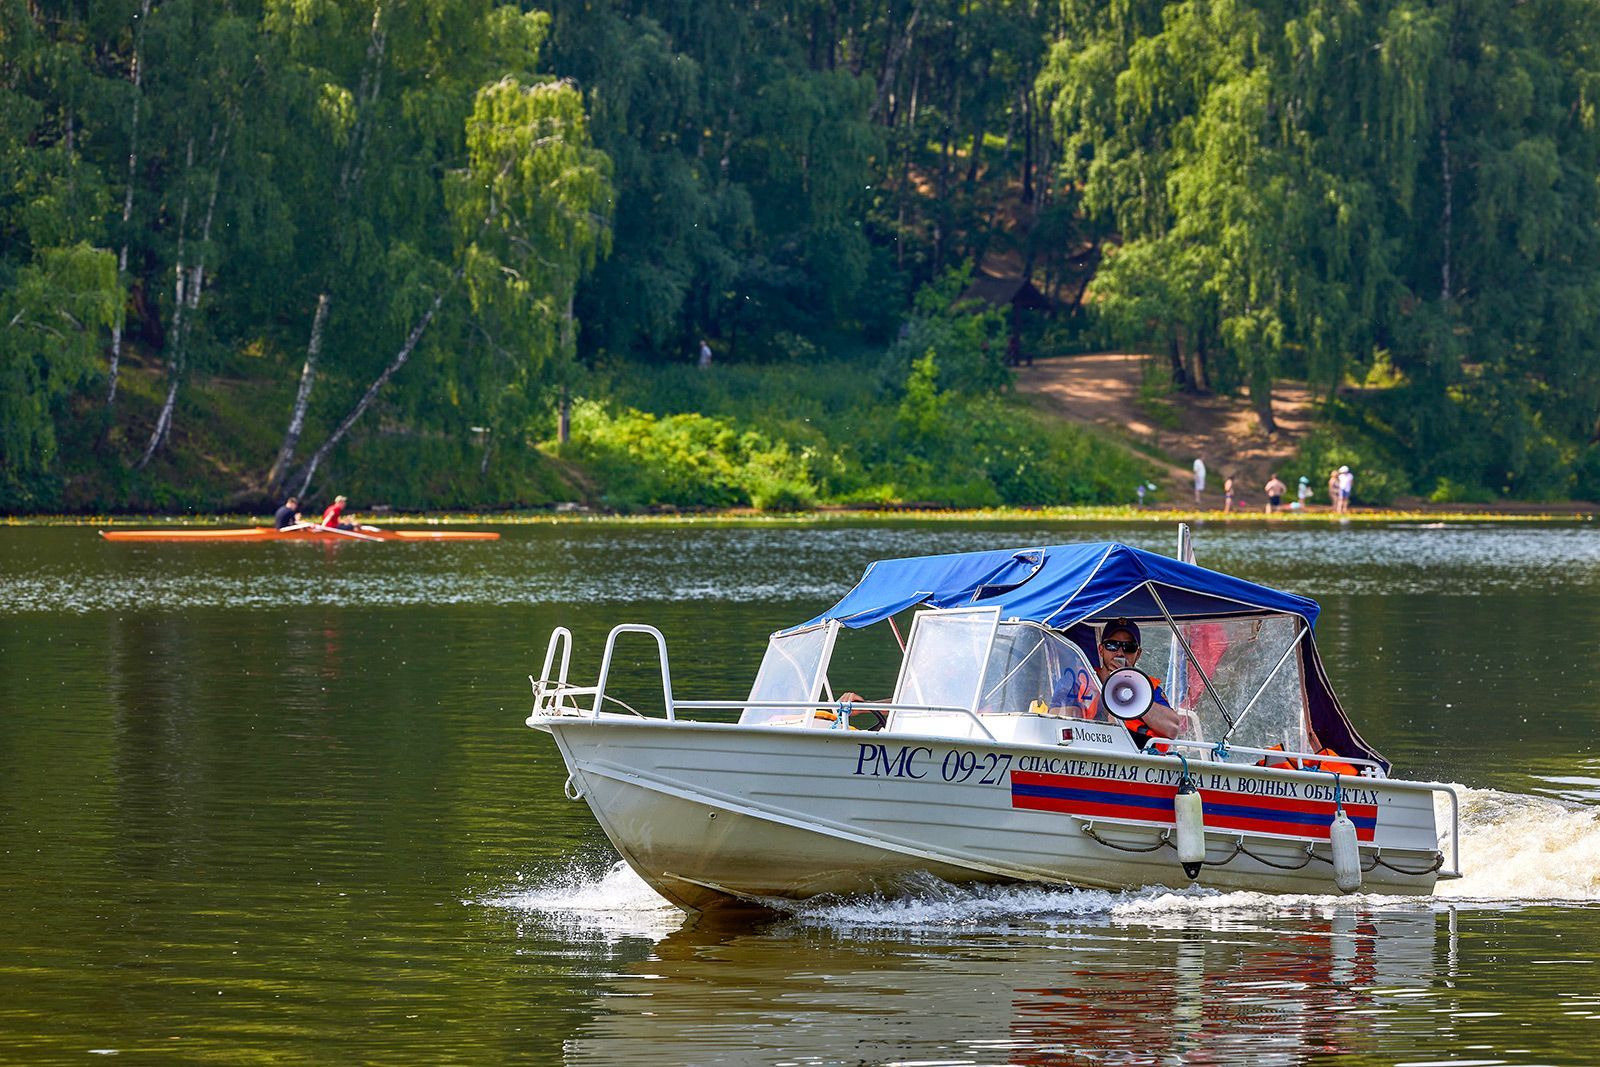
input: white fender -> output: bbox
[1330,809,1362,893]
[1174,777,1206,880]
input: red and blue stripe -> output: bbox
[1010,770,1377,842]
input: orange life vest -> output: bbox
[1256,744,1360,776]
[1255,743,1299,770]
[1303,748,1360,776]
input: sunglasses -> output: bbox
[1101,639,1139,653]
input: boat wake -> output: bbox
[1438,784,1600,901]
[481,786,1600,939]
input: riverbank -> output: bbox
[16,501,1594,527]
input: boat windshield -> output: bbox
[978,621,1100,715]
[739,624,836,725]
[893,610,1315,752]
[893,610,999,712]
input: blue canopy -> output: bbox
[790,542,1320,633]
[788,543,1385,772]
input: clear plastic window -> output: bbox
[893,610,999,712]
[978,622,1100,715]
[1160,615,1311,752]
[739,624,835,725]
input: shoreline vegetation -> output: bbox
[19,503,1595,528]
[10,5,1600,516]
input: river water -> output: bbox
[1,519,1597,1064]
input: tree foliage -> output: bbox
[1043,0,1600,494]
[5,0,1600,508]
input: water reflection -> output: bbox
[485,771,1600,1064]
[548,896,1448,1066]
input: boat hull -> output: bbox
[99,527,499,542]
[541,717,1443,912]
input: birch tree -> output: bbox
[263,0,391,494]
[0,0,121,504]
[129,4,260,467]
[106,0,155,407]
[289,73,612,496]
[2,246,122,501]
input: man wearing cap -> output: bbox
[1089,618,1180,749]
[1337,465,1354,513]
[320,494,351,529]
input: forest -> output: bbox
[5,0,1600,513]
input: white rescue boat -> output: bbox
[526,533,1461,912]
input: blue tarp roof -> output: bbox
[790,543,1320,633]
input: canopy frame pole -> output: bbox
[1218,621,1308,746]
[1168,524,1194,707]
[888,615,906,653]
[1146,583,1235,729]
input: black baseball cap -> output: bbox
[1102,618,1140,645]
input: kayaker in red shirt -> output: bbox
[320,495,350,529]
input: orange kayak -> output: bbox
[99,526,499,543]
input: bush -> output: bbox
[555,401,820,511]
[559,325,1158,510]
[961,397,1154,505]
[1356,380,1579,501]
[880,264,1010,397]
[552,375,1155,510]
[328,429,573,510]
[873,353,1153,504]
[1427,477,1495,505]
[1573,444,1600,503]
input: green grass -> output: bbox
[28,504,1592,527]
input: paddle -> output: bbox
[310,522,383,542]
[276,519,382,541]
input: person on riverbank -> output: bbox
[1296,476,1314,510]
[1224,476,1235,514]
[320,495,351,529]
[1193,458,1207,505]
[1328,469,1342,514]
[1264,473,1287,515]
[697,338,712,369]
[1338,466,1354,512]
[273,496,301,529]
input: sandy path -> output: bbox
[1015,354,1316,502]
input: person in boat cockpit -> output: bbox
[1086,619,1181,750]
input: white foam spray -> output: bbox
[475,859,681,941]
[1436,785,1600,901]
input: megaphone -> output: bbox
[1101,668,1154,720]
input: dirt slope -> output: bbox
[1015,354,1315,503]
